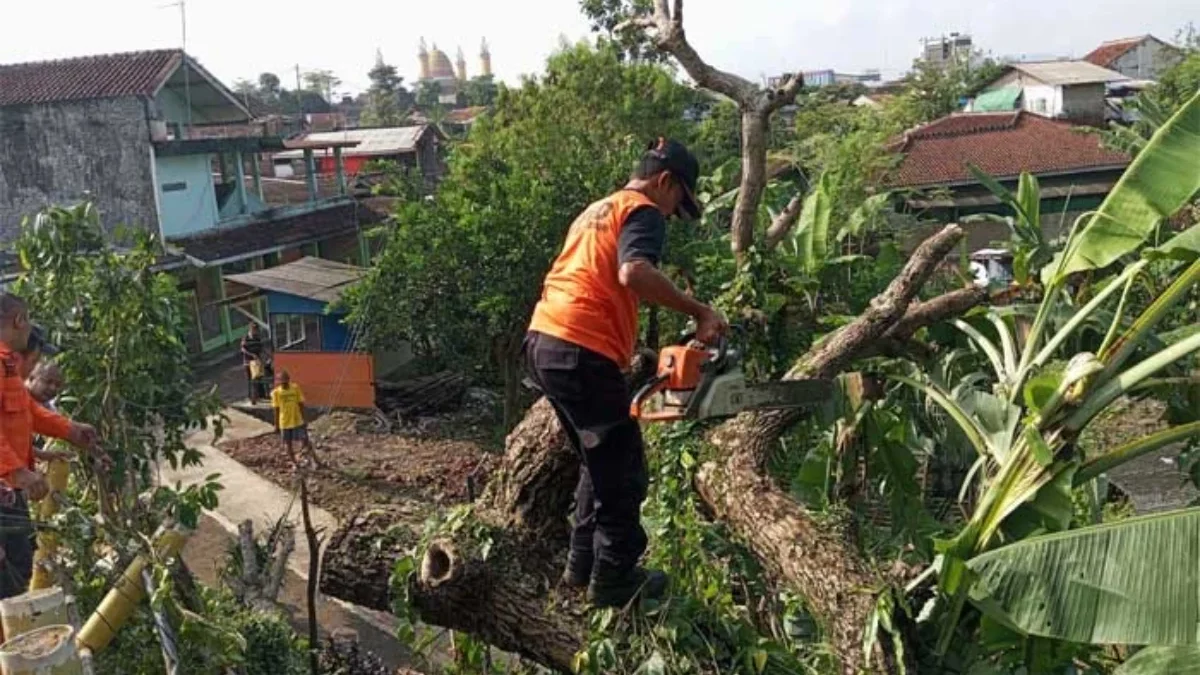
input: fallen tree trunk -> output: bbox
[325,227,984,673]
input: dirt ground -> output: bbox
[221,408,502,521]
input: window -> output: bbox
[162,182,187,193]
[1032,98,1048,114]
[272,313,322,352]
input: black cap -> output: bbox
[640,138,702,220]
[27,325,58,357]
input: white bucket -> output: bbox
[0,589,68,644]
[0,624,81,675]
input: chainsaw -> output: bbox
[630,334,833,422]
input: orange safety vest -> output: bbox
[0,343,72,481]
[529,190,659,367]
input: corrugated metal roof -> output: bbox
[1008,61,1128,86]
[273,125,439,160]
[225,256,366,304]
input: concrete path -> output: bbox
[163,409,337,580]
[158,408,426,671]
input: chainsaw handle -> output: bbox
[676,331,728,369]
[629,374,685,422]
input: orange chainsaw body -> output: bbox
[630,342,713,422]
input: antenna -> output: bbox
[157,0,191,129]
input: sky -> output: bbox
[2,0,1195,96]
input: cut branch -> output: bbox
[764,192,805,250]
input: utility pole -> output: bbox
[295,64,304,118]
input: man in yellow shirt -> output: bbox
[271,371,317,465]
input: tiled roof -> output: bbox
[168,199,391,265]
[888,111,1130,188]
[0,50,182,107]
[1083,36,1147,68]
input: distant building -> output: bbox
[0,50,386,356]
[767,70,880,89]
[969,61,1127,125]
[1083,35,1182,81]
[272,125,446,186]
[921,33,975,69]
[418,38,492,105]
[886,111,1130,249]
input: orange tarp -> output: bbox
[273,352,375,409]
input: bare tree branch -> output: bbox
[883,286,990,342]
[766,72,805,114]
[764,192,805,250]
[645,0,756,104]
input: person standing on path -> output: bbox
[271,371,318,467]
[524,138,728,608]
[241,324,268,405]
[0,294,99,598]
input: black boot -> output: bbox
[587,567,668,608]
[561,554,592,588]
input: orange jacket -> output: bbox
[528,190,658,367]
[0,343,72,481]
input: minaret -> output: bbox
[480,38,492,78]
[418,38,430,80]
[455,46,468,82]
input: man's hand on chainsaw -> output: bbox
[694,306,729,345]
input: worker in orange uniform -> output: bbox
[0,294,99,598]
[524,138,727,608]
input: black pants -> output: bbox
[522,331,649,581]
[0,492,33,599]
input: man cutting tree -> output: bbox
[524,138,727,608]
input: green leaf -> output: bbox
[638,652,666,675]
[794,172,832,274]
[1044,90,1200,285]
[1146,221,1200,262]
[1023,368,1062,413]
[1016,172,1043,239]
[1024,427,1053,467]
[968,507,1200,645]
[1114,646,1200,674]
[752,649,768,674]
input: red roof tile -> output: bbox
[0,50,182,107]
[888,111,1129,188]
[1083,36,1146,68]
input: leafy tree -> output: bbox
[578,0,666,62]
[348,42,697,428]
[463,74,499,107]
[890,56,1004,126]
[415,80,442,109]
[302,68,342,103]
[360,50,408,128]
[258,72,281,98]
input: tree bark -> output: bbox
[321,229,982,674]
[764,192,806,251]
[732,111,769,254]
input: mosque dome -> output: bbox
[428,47,456,80]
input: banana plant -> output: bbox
[892,89,1200,661]
[962,166,1051,286]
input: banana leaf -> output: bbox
[968,507,1200,646]
[793,172,832,274]
[1043,90,1200,286]
[1114,646,1200,674]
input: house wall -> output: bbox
[1021,83,1061,117]
[1111,38,1182,80]
[1060,83,1107,124]
[155,87,224,126]
[156,154,219,238]
[265,292,353,352]
[0,97,157,242]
